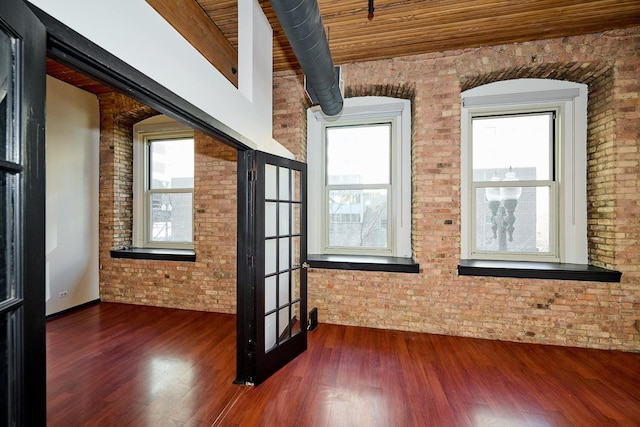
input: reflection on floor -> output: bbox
[47,302,640,426]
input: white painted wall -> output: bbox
[28,0,292,159]
[45,76,100,316]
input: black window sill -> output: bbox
[308,254,419,274]
[110,247,196,262]
[457,260,621,282]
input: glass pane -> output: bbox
[279,237,289,272]
[292,267,300,301]
[0,30,15,162]
[292,204,301,235]
[149,138,194,189]
[149,193,193,242]
[291,302,302,336]
[265,275,277,313]
[292,236,301,268]
[1,309,19,425]
[328,189,388,248]
[326,124,390,185]
[1,174,17,302]
[265,239,276,275]
[1,312,10,423]
[265,202,277,237]
[265,164,277,200]
[475,186,551,253]
[279,167,290,201]
[279,203,290,236]
[472,113,552,182]
[292,170,301,202]
[278,272,290,307]
[278,306,291,341]
[265,312,276,352]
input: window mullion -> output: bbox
[147,188,193,194]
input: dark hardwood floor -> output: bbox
[47,303,640,426]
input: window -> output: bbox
[133,117,194,249]
[308,97,412,258]
[461,79,588,263]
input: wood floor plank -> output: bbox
[47,303,640,426]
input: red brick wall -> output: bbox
[273,28,640,351]
[98,93,238,313]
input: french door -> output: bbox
[237,150,307,385]
[0,0,47,425]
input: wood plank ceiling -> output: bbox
[46,58,114,95]
[48,0,640,91]
[200,0,640,72]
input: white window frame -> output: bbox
[133,117,194,250]
[307,96,412,258]
[461,79,588,264]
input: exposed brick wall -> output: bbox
[98,92,238,313]
[273,73,309,161]
[98,93,156,250]
[612,39,640,283]
[273,27,640,351]
[588,68,617,267]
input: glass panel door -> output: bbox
[254,151,307,385]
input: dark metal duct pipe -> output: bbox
[270,0,343,116]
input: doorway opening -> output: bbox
[36,6,308,423]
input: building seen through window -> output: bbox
[133,116,195,250]
[326,123,390,250]
[307,96,412,259]
[148,137,194,245]
[471,113,554,256]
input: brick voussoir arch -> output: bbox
[344,82,416,102]
[459,61,614,92]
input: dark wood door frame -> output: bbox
[1,1,47,424]
[236,150,256,384]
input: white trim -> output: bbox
[462,88,580,107]
[461,79,587,263]
[307,96,412,257]
[133,116,194,249]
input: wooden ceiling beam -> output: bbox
[146,0,238,87]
